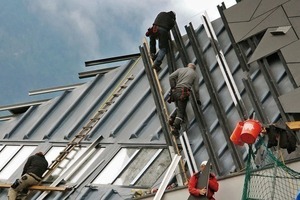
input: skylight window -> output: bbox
[45,146,87,180]
[92,148,171,187]
[92,148,139,184]
[0,145,36,180]
[66,147,105,183]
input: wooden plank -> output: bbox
[0,184,71,191]
[286,121,300,130]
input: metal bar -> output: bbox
[153,154,181,200]
[28,83,83,96]
[78,67,118,79]
[182,131,198,172]
[201,13,248,120]
[0,99,49,113]
[171,23,190,67]
[85,53,140,67]
[186,23,244,172]
[218,4,249,72]
[277,51,298,88]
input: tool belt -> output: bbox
[178,87,190,100]
[167,87,190,103]
[27,173,42,182]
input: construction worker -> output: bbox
[188,161,219,200]
[168,63,201,137]
[145,11,176,72]
[8,152,48,200]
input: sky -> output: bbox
[0,0,236,109]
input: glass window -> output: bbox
[45,146,87,178]
[135,149,171,187]
[113,149,161,186]
[0,146,21,171]
[92,148,139,184]
[0,146,36,179]
[67,148,105,183]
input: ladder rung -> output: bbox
[68,142,78,145]
[90,118,100,122]
[75,134,85,138]
[83,126,92,130]
[113,93,121,97]
[120,85,128,89]
[98,109,107,113]
[127,75,134,80]
[105,101,114,105]
[59,150,71,154]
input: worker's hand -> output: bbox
[199,188,207,195]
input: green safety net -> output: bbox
[242,143,300,200]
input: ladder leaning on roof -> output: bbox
[140,37,189,185]
[33,61,138,199]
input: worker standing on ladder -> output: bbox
[145,11,176,72]
[8,152,48,200]
[168,63,201,137]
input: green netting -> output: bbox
[242,143,300,200]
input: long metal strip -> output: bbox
[201,13,248,120]
[153,154,181,200]
[186,23,244,172]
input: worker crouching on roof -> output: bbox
[8,152,48,200]
[188,161,219,200]
[168,63,201,137]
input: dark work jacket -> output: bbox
[153,11,176,31]
[22,154,48,178]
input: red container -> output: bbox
[240,119,262,144]
[230,121,245,146]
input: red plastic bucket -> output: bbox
[240,119,262,144]
[230,121,245,146]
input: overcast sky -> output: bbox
[29,0,236,59]
[0,0,236,108]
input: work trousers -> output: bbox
[170,88,190,131]
[8,173,40,200]
[149,26,170,67]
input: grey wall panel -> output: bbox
[287,63,300,86]
[279,88,300,113]
[281,40,300,63]
[223,0,261,23]
[290,17,300,38]
[241,7,291,42]
[283,0,300,17]
[252,0,290,19]
[228,11,271,42]
[248,27,298,63]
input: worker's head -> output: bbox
[200,160,208,172]
[187,63,196,70]
[168,11,176,20]
[35,152,44,156]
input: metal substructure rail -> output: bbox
[201,12,248,120]
[171,22,223,174]
[35,61,137,199]
[185,23,244,172]
[140,38,187,185]
[217,4,268,124]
